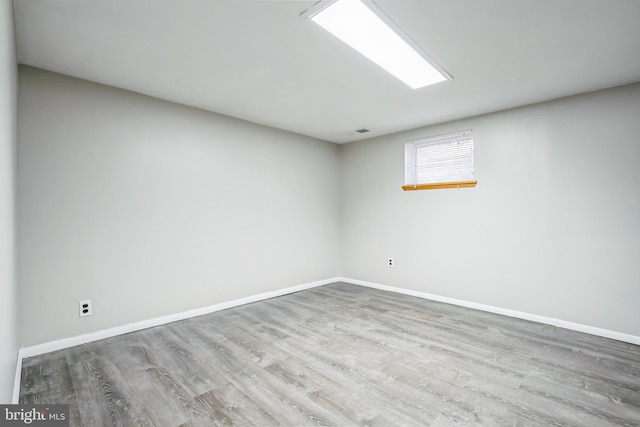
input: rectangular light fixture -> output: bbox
[301,0,451,89]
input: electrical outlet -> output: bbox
[79,300,92,317]
[387,257,394,267]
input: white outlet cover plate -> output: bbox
[79,299,92,317]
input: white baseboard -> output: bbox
[12,350,22,404]
[19,277,339,359]
[337,277,640,346]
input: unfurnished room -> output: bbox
[1,0,640,426]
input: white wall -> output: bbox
[342,83,640,337]
[0,0,18,403]
[18,66,341,347]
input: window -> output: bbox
[403,130,476,191]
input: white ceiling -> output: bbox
[13,0,640,144]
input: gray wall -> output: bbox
[0,0,18,403]
[342,83,640,336]
[18,66,341,347]
[16,65,640,349]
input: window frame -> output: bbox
[403,129,477,191]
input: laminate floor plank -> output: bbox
[174,319,344,426]
[20,353,83,425]
[68,356,153,426]
[20,282,640,426]
[110,335,219,426]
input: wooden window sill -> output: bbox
[402,180,477,191]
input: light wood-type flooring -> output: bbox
[20,282,640,426]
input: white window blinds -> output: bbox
[404,130,474,188]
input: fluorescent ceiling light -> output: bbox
[302,0,450,89]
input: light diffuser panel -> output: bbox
[306,0,450,89]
